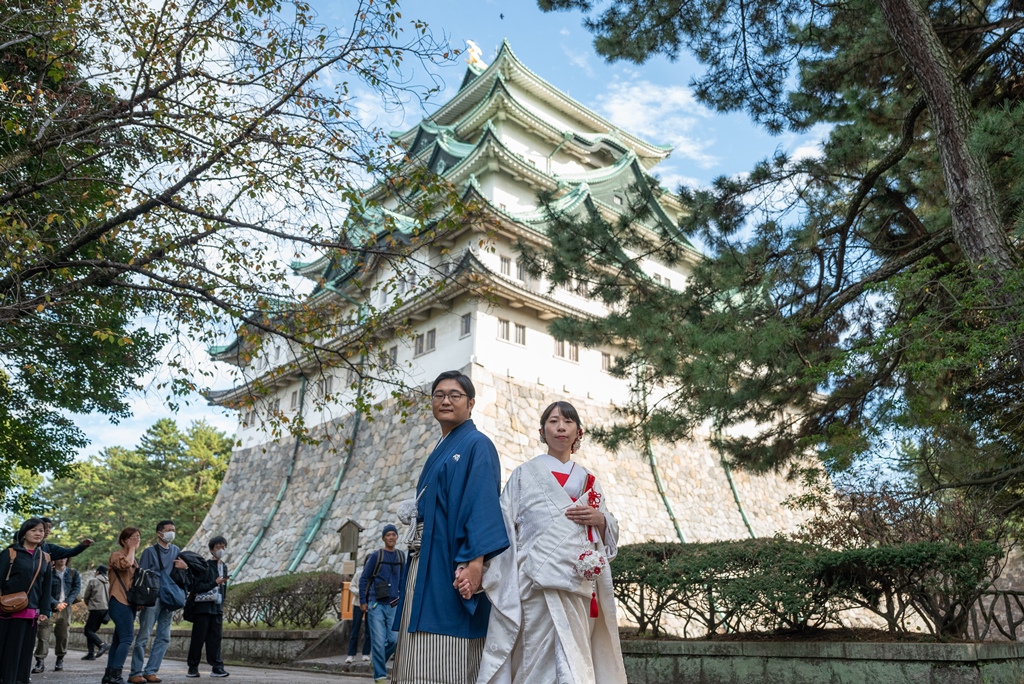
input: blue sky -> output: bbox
[69,0,826,458]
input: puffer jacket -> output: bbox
[82,573,109,611]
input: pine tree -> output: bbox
[534,0,1024,510]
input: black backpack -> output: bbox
[114,564,159,608]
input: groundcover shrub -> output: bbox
[223,571,344,628]
[611,538,1001,638]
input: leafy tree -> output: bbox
[40,418,232,569]
[0,0,465,506]
[533,0,1024,509]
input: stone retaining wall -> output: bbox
[66,627,330,664]
[192,363,811,584]
[620,640,1024,684]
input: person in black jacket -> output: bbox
[33,556,82,673]
[185,536,229,678]
[0,518,53,684]
[40,517,94,562]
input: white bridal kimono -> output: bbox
[477,455,628,684]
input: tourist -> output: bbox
[106,527,142,684]
[40,516,94,561]
[345,559,371,664]
[32,555,81,673]
[185,535,230,678]
[0,518,52,684]
[359,524,405,683]
[82,565,110,661]
[129,520,188,684]
[476,401,628,684]
[391,370,509,684]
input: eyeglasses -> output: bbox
[432,391,466,402]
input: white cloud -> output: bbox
[597,79,719,168]
[561,45,595,78]
[560,28,571,36]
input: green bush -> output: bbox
[223,572,344,628]
[611,539,1001,638]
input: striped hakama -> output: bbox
[391,523,485,684]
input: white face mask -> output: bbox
[213,548,226,559]
[160,531,175,543]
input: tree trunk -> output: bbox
[877,0,1019,273]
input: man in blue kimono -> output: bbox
[391,370,509,684]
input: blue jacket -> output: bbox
[50,567,81,610]
[359,549,405,605]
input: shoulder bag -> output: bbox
[1,547,48,613]
[154,546,186,610]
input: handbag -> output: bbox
[114,562,160,608]
[1,548,47,613]
[154,546,186,610]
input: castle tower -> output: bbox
[199,41,810,582]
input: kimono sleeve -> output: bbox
[453,436,509,564]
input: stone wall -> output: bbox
[191,363,810,583]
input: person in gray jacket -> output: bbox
[82,565,110,660]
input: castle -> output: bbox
[195,41,811,583]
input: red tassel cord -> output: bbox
[590,590,599,618]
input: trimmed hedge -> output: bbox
[223,572,344,628]
[612,538,1001,638]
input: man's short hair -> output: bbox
[208,535,228,550]
[431,370,475,399]
[156,520,174,532]
[40,517,53,525]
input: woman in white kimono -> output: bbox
[472,401,628,684]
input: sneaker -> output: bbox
[362,655,371,662]
[344,656,354,664]
[211,669,230,678]
[186,669,200,678]
[82,653,97,660]
[98,642,110,657]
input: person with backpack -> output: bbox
[105,527,143,684]
[129,520,188,684]
[82,564,110,661]
[358,524,405,684]
[0,518,52,684]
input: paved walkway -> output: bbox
[29,649,371,684]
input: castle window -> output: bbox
[554,339,565,358]
[388,346,398,365]
[653,273,662,284]
[461,313,472,337]
[514,323,527,345]
[602,352,614,372]
[269,398,281,414]
[500,256,511,276]
[290,391,299,409]
[426,328,436,352]
[415,329,436,356]
[498,319,510,341]
[515,259,526,282]
[569,342,579,362]
[664,277,671,288]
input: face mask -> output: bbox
[213,549,226,559]
[160,531,175,543]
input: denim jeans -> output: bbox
[347,604,371,656]
[366,601,398,680]
[105,599,136,671]
[130,599,174,676]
